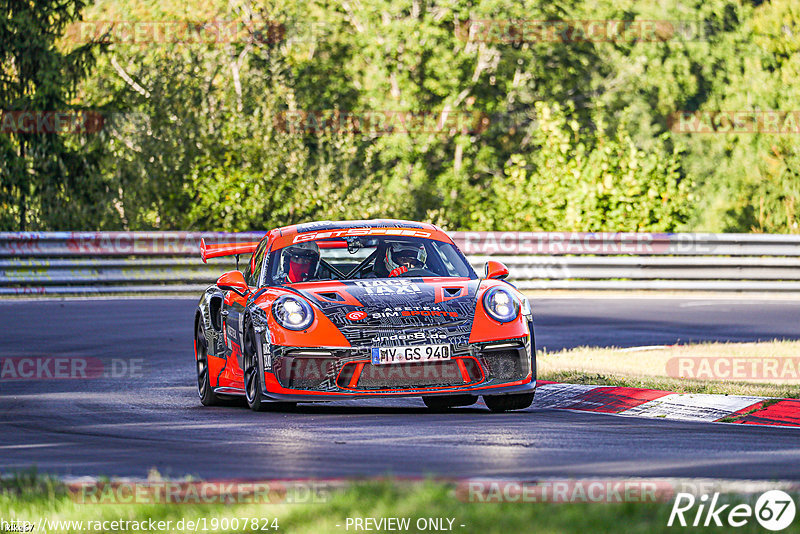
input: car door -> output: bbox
[218,239,268,387]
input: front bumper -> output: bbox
[256,336,536,402]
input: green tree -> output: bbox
[681,0,800,233]
[474,102,691,231]
[14,0,797,233]
[0,0,111,230]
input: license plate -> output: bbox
[371,344,451,365]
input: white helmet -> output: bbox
[385,242,427,272]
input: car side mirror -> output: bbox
[216,270,250,297]
[484,260,509,280]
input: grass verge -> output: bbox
[2,472,798,534]
[538,340,800,398]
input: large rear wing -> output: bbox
[199,238,259,263]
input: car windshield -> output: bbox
[266,236,476,285]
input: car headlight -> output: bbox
[482,286,520,323]
[272,295,314,330]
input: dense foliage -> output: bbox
[0,0,107,229]
[0,0,797,232]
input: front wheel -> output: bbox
[483,392,534,412]
[243,321,295,412]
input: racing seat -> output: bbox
[372,243,389,278]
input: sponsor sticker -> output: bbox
[346,310,367,321]
[370,331,448,345]
[370,306,459,320]
[353,280,422,295]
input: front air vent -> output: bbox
[274,355,336,390]
[481,349,528,380]
[336,358,483,390]
[338,361,466,389]
[209,296,223,331]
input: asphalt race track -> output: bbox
[2,297,800,480]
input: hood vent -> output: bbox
[316,292,344,302]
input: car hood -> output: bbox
[289,278,480,347]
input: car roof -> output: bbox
[263,219,452,249]
[274,219,441,237]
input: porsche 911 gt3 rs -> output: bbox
[194,220,536,412]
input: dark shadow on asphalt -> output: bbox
[188,400,553,417]
[536,312,800,351]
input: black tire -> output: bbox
[243,319,295,412]
[196,320,222,406]
[422,395,478,411]
[483,392,534,412]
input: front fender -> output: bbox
[468,280,530,344]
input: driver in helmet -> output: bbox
[280,241,320,283]
[385,243,427,277]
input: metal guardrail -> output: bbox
[1,231,799,294]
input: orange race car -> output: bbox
[194,220,536,412]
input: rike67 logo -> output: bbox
[668,490,796,531]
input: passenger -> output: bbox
[385,243,427,277]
